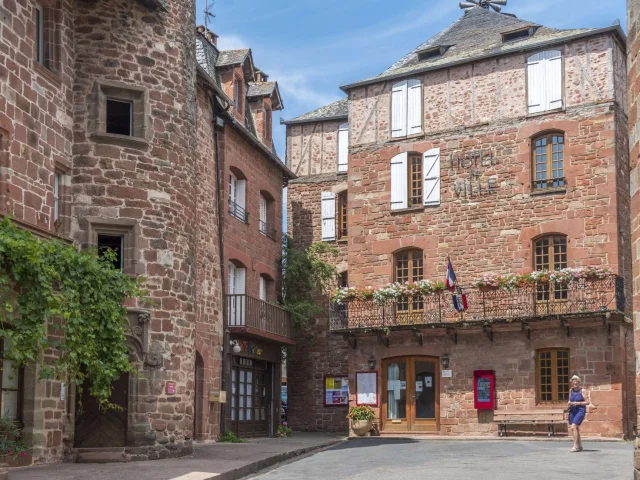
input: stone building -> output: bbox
[0,0,292,468]
[286,6,634,437]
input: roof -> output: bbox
[340,6,625,91]
[216,49,251,67]
[195,30,295,180]
[283,98,349,125]
[247,81,284,110]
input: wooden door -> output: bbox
[231,357,270,437]
[381,356,439,433]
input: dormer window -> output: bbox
[417,45,449,61]
[502,26,538,43]
[233,78,244,113]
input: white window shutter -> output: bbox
[407,79,422,135]
[546,50,562,110]
[527,53,544,114]
[259,195,267,224]
[338,123,349,173]
[228,263,236,294]
[391,81,408,138]
[423,148,441,206]
[321,192,336,241]
[235,267,246,325]
[229,173,237,204]
[259,276,266,301]
[236,179,246,210]
[390,152,408,210]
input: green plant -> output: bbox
[276,422,292,438]
[219,431,247,443]
[0,415,28,460]
[0,218,143,409]
[280,236,338,331]
[346,405,376,421]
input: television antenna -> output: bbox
[459,0,507,12]
[204,0,215,29]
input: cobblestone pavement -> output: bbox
[249,438,633,480]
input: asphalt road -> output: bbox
[250,438,633,480]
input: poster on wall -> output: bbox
[324,375,349,407]
[474,370,495,410]
[356,371,378,406]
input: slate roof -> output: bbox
[216,49,251,67]
[283,98,349,125]
[340,6,624,91]
[247,82,277,98]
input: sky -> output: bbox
[197,0,626,159]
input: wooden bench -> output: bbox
[494,409,565,437]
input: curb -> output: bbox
[208,438,346,480]
[346,435,627,443]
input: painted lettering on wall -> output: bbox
[449,148,499,198]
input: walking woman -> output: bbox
[568,375,588,452]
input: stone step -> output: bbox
[75,449,131,464]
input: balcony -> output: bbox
[226,294,295,344]
[229,200,249,223]
[259,220,278,241]
[329,275,625,333]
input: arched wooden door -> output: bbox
[381,356,439,432]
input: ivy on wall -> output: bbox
[0,219,142,409]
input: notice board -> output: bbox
[356,371,378,406]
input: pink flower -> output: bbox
[20,452,25,457]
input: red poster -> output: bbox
[474,370,495,410]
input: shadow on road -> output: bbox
[329,438,421,450]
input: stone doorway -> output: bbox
[73,372,129,448]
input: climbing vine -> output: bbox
[0,218,142,409]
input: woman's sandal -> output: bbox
[570,447,579,452]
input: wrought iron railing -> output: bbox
[329,275,625,332]
[229,200,249,223]
[226,294,294,340]
[259,220,278,241]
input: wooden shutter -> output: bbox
[423,148,441,206]
[236,179,246,210]
[259,195,267,224]
[546,50,563,110]
[407,79,422,135]
[527,53,545,114]
[321,192,336,241]
[259,276,266,301]
[391,80,408,138]
[390,152,408,210]
[338,123,349,172]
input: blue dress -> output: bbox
[568,388,586,426]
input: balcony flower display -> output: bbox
[330,280,446,304]
[473,267,613,291]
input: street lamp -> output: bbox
[230,340,241,354]
[441,353,450,369]
[368,355,376,370]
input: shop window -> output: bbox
[394,249,423,312]
[534,235,568,301]
[532,132,565,190]
[0,338,24,426]
[537,348,570,403]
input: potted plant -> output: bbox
[0,415,29,479]
[347,406,376,436]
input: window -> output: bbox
[337,191,347,240]
[338,271,348,288]
[527,50,562,114]
[338,123,349,173]
[229,171,248,223]
[90,81,149,146]
[390,149,440,211]
[532,132,565,190]
[265,106,272,141]
[417,45,449,61]
[259,195,268,235]
[391,79,422,138]
[98,234,124,271]
[228,262,246,326]
[534,235,568,300]
[537,349,570,403]
[395,249,423,312]
[0,338,24,425]
[106,99,133,136]
[259,275,267,301]
[234,79,243,114]
[35,4,44,64]
[86,217,139,276]
[53,172,60,222]
[502,27,537,43]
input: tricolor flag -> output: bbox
[445,258,457,292]
[453,293,468,312]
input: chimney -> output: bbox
[196,25,218,47]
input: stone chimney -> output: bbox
[196,25,218,47]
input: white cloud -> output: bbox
[271,70,342,110]
[216,34,249,51]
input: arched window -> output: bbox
[394,249,423,312]
[537,348,570,403]
[532,132,565,190]
[534,235,567,300]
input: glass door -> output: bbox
[382,356,439,432]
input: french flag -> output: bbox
[445,258,457,292]
[453,293,469,313]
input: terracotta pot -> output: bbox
[351,419,373,436]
